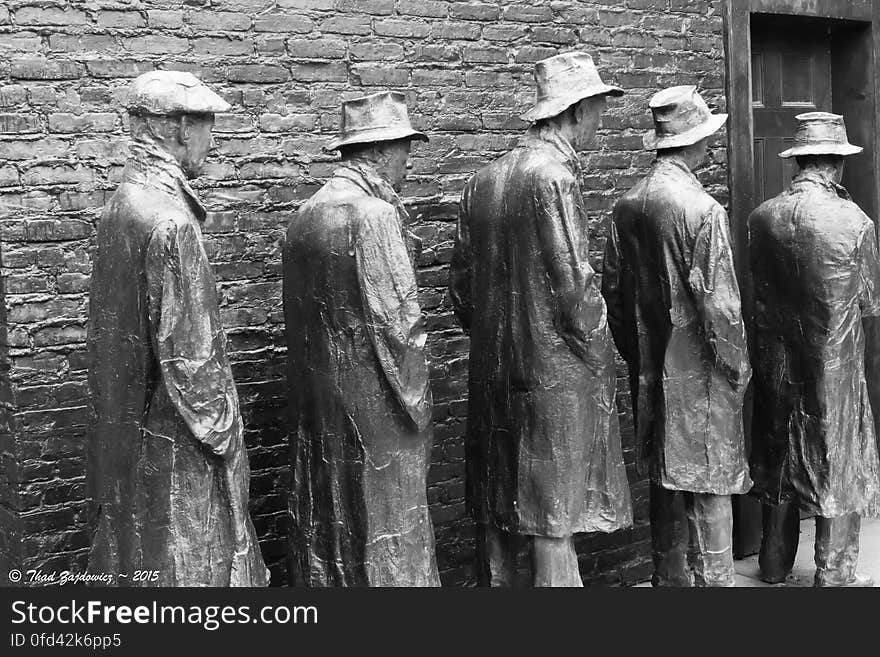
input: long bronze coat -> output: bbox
[87,140,268,587]
[283,162,440,587]
[602,156,752,495]
[449,126,632,538]
[748,170,880,516]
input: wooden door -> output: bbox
[734,18,834,558]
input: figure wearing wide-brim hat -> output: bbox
[604,83,751,587]
[748,109,878,588]
[521,51,623,122]
[643,84,728,150]
[449,50,633,588]
[284,89,440,587]
[778,111,862,158]
[324,90,428,152]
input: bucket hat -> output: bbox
[643,85,727,150]
[325,91,428,152]
[521,52,623,123]
[778,112,862,158]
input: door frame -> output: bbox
[723,0,880,557]
[724,0,880,277]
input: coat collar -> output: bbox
[653,154,701,186]
[122,138,208,221]
[520,124,583,177]
[790,169,852,201]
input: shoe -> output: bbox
[813,572,874,587]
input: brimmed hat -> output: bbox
[126,70,230,116]
[643,85,727,150]
[521,52,623,123]
[778,112,862,158]
[325,91,428,152]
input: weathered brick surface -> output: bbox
[0,0,728,586]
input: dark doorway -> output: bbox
[727,5,879,559]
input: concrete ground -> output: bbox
[636,517,880,587]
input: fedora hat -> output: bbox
[521,52,623,123]
[778,112,862,158]
[325,90,428,152]
[643,85,727,150]
[126,70,231,116]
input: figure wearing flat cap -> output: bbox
[749,112,880,587]
[284,91,440,586]
[87,71,268,587]
[602,86,751,587]
[449,52,633,587]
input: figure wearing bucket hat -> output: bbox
[602,85,750,587]
[283,91,439,586]
[449,52,632,588]
[88,71,269,587]
[749,111,880,587]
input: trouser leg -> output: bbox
[530,535,582,587]
[814,512,861,587]
[649,482,692,587]
[758,501,800,583]
[474,520,518,587]
[685,492,735,587]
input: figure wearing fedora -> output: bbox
[87,71,269,586]
[283,91,440,586]
[602,86,751,587]
[748,112,880,587]
[449,52,633,587]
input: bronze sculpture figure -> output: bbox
[87,71,269,586]
[450,52,633,587]
[749,112,880,587]
[602,86,751,587]
[283,91,440,586]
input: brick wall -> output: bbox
[0,0,728,586]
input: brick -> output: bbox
[84,60,155,78]
[463,46,507,63]
[320,16,373,35]
[0,165,20,187]
[22,165,96,186]
[258,114,318,132]
[0,115,41,134]
[96,10,147,28]
[395,0,447,16]
[48,113,118,134]
[186,11,251,31]
[0,33,42,52]
[253,14,314,33]
[0,86,27,107]
[193,37,254,57]
[350,42,405,61]
[337,0,395,13]
[449,2,501,21]
[352,65,409,87]
[48,34,118,53]
[290,62,348,82]
[227,65,289,83]
[374,19,431,38]
[11,58,84,81]
[147,10,184,28]
[122,36,189,55]
[287,38,346,59]
[14,7,87,26]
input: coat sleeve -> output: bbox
[533,170,604,370]
[601,212,632,363]
[858,220,880,317]
[356,203,432,432]
[688,203,751,388]
[145,219,243,460]
[449,181,474,333]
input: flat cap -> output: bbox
[126,70,231,115]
